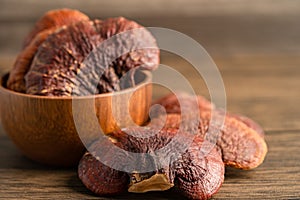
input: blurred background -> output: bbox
[0,0,300,56]
[0,0,299,131]
[1,0,300,56]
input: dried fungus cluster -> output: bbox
[7,9,159,96]
[79,93,268,199]
[79,127,225,199]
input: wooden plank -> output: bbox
[1,0,300,21]
[1,14,300,55]
[0,131,299,199]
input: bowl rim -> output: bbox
[0,70,152,100]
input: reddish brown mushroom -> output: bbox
[150,93,268,170]
[227,112,265,138]
[152,93,264,137]
[8,9,159,96]
[78,152,129,195]
[7,9,89,93]
[78,127,224,199]
[22,8,90,48]
[152,92,214,114]
[24,17,158,96]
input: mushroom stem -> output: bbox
[128,173,174,193]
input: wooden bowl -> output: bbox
[0,71,152,167]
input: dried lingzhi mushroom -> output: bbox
[78,127,224,199]
[152,92,214,114]
[78,152,129,195]
[78,93,267,199]
[8,10,159,96]
[7,9,90,92]
[151,93,267,169]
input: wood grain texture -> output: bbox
[0,131,299,199]
[1,0,300,21]
[2,15,300,56]
[0,54,299,199]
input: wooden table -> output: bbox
[0,10,300,200]
[1,54,299,199]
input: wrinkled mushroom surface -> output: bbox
[7,9,89,92]
[78,127,224,199]
[151,93,267,169]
